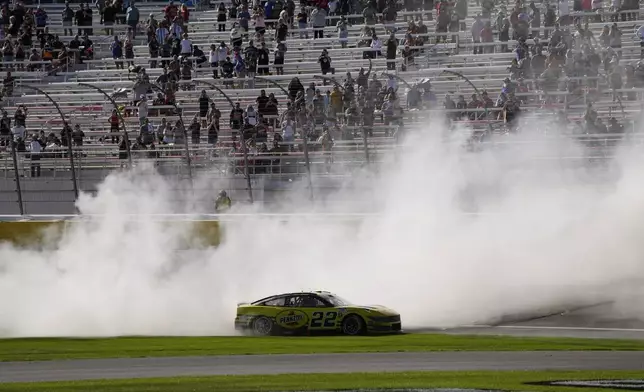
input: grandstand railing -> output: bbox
[0,129,639,215]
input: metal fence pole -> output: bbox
[148,83,193,190]
[361,125,370,165]
[21,85,79,199]
[10,136,24,215]
[77,82,133,168]
[239,128,254,204]
[200,81,254,204]
[297,110,314,201]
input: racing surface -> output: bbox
[2,351,643,383]
[2,304,643,383]
[437,302,644,340]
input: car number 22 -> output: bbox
[310,311,338,328]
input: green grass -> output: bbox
[2,370,643,392]
[2,334,644,362]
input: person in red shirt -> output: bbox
[164,1,178,22]
[180,3,189,23]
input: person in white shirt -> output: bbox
[29,134,41,177]
[12,125,25,140]
[137,95,149,125]
[370,34,382,57]
[282,119,294,143]
[180,33,192,56]
[387,74,397,91]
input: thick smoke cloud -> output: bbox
[0,117,643,337]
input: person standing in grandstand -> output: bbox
[126,1,140,38]
[297,7,309,39]
[111,36,124,69]
[137,95,148,126]
[274,39,286,75]
[29,134,41,178]
[311,6,327,39]
[230,102,245,137]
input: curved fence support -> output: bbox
[264,79,313,201]
[78,82,133,168]
[440,70,492,132]
[1,103,24,215]
[21,85,79,200]
[147,83,193,189]
[197,80,254,205]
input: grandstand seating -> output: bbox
[0,0,643,213]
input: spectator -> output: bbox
[311,6,327,39]
[189,116,201,144]
[126,1,140,38]
[297,7,309,39]
[29,134,41,178]
[230,102,245,136]
[138,95,149,125]
[111,36,124,69]
[124,37,135,67]
[318,49,334,81]
[72,124,85,146]
[217,3,227,31]
[274,39,286,75]
[62,2,74,36]
[12,106,27,141]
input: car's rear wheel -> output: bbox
[341,314,365,336]
[252,316,274,336]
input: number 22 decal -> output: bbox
[311,311,338,328]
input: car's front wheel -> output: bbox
[341,314,365,336]
[252,316,274,336]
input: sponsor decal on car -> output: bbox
[528,380,644,390]
[275,309,309,329]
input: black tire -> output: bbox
[341,314,365,336]
[251,316,274,336]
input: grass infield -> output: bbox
[2,334,644,362]
[1,370,643,392]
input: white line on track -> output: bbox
[458,324,644,332]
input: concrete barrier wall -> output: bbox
[0,220,221,248]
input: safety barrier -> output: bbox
[0,219,221,248]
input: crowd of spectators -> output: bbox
[0,0,642,177]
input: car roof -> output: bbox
[252,291,336,303]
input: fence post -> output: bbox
[10,137,24,215]
[148,83,193,190]
[239,128,254,204]
[361,125,370,165]
[21,85,79,199]
[294,107,313,201]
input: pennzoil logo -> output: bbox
[529,380,644,390]
[276,309,308,329]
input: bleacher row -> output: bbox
[1,0,644,175]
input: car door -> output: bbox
[297,294,339,330]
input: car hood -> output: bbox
[350,305,399,316]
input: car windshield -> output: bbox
[320,293,351,306]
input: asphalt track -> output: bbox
[1,302,643,383]
[2,351,644,383]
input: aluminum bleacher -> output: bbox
[0,0,643,214]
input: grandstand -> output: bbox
[0,0,642,214]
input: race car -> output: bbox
[234,291,402,336]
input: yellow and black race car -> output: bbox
[234,291,402,336]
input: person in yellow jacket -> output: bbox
[329,86,343,118]
[215,190,232,211]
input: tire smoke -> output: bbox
[1,117,643,337]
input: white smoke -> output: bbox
[1,115,643,337]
